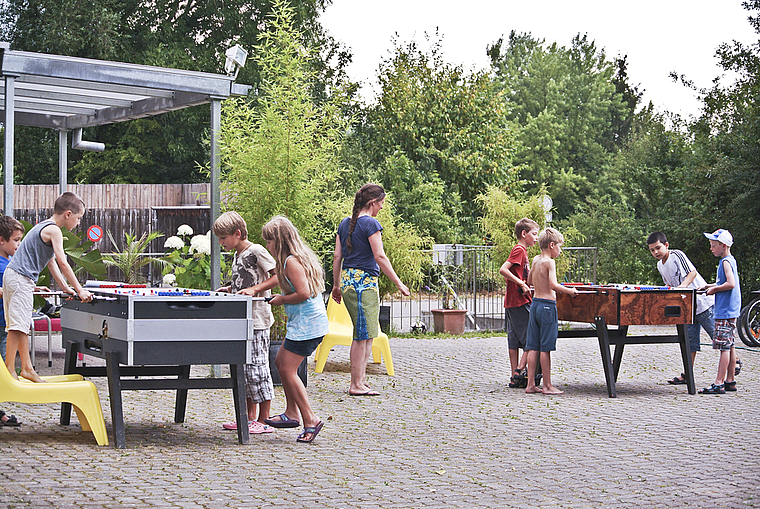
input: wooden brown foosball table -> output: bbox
[556,284,696,397]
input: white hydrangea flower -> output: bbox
[189,234,211,255]
[163,273,177,286]
[177,224,194,236]
[164,236,185,250]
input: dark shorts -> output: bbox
[283,336,324,357]
[506,303,530,350]
[525,298,558,352]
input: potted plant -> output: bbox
[430,262,468,334]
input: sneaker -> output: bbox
[698,383,725,395]
[248,421,275,434]
[735,358,742,377]
[724,381,737,392]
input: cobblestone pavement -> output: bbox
[1,328,759,508]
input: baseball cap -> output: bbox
[703,229,733,247]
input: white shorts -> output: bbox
[3,267,35,335]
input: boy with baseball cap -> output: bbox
[698,229,741,394]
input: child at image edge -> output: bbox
[4,192,92,383]
[214,211,277,434]
[499,218,539,388]
[0,216,26,427]
[524,227,577,395]
[261,215,328,443]
[698,229,741,395]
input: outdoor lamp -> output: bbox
[224,44,248,78]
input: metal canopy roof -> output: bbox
[0,42,251,129]
[0,42,252,289]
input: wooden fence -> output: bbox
[3,184,211,209]
[8,184,214,283]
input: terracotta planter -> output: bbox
[431,309,467,335]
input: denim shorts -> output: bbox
[525,298,558,352]
[687,306,714,352]
[283,336,323,357]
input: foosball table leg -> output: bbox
[594,316,617,398]
[677,324,696,395]
[174,365,191,423]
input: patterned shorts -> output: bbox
[244,329,275,404]
[340,268,380,341]
[712,318,736,351]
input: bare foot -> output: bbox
[525,386,542,394]
[19,370,46,383]
[542,386,564,395]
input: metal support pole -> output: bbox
[209,99,222,291]
[59,130,68,195]
[3,75,16,216]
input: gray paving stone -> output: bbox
[1,329,759,507]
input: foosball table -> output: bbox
[556,284,696,397]
[59,283,256,448]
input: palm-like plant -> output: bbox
[102,231,168,284]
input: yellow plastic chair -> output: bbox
[314,298,394,376]
[0,362,108,445]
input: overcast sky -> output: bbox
[320,0,758,118]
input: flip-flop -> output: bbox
[297,421,324,443]
[349,390,380,396]
[264,413,300,428]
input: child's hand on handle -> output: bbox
[268,295,284,306]
[77,288,93,303]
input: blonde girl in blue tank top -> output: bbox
[261,216,328,443]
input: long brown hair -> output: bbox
[261,215,325,298]
[346,183,385,253]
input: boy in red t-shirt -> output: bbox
[499,218,539,388]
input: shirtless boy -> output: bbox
[524,227,577,395]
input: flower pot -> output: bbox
[431,309,467,335]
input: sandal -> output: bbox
[698,383,725,395]
[297,421,324,443]
[667,374,687,385]
[735,358,742,377]
[0,410,21,427]
[724,381,737,392]
[264,413,300,428]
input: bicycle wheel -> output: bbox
[738,304,752,346]
[741,298,760,347]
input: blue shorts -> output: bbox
[687,306,714,352]
[283,336,323,357]
[525,298,558,352]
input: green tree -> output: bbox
[357,34,519,241]
[0,0,347,185]
[217,0,346,253]
[488,32,636,219]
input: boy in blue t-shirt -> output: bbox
[0,215,25,426]
[698,229,741,394]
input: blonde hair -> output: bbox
[261,215,325,298]
[538,227,564,250]
[213,211,248,240]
